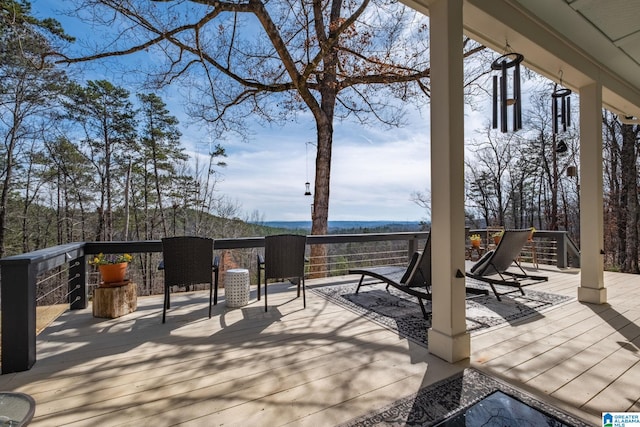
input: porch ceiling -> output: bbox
[402,0,640,118]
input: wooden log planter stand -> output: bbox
[92,281,137,318]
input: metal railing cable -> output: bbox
[35,262,80,306]
[1,230,577,373]
[35,263,75,287]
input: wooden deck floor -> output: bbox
[1,266,637,426]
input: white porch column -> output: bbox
[578,82,606,303]
[427,0,468,363]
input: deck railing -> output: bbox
[0,230,577,374]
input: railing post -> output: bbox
[69,255,87,310]
[557,233,567,268]
[408,237,419,257]
[1,262,37,373]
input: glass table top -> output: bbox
[435,390,571,427]
[0,392,35,426]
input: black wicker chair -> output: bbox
[160,236,219,323]
[260,234,307,312]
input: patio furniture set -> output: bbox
[349,229,548,315]
[159,234,307,323]
[100,230,546,324]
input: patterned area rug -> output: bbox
[312,282,572,347]
[337,368,592,426]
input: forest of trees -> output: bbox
[2,1,640,275]
[0,1,253,260]
[52,0,490,276]
[460,79,640,273]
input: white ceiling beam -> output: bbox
[568,0,599,11]
[402,0,640,116]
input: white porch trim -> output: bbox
[578,81,606,304]
[427,0,469,363]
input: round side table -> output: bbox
[0,392,35,426]
[225,268,250,308]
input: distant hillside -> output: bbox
[258,221,424,232]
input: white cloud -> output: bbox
[200,115,432,221]
[177,87,495,223]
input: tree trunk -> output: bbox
[602,115,621,267]
[0,106,20,258]
[124,160,131,241]
[307,0,341,277]
[621,123,639,273]
[152,144,168,236]
[549,133,559,230]
[309,117,333,277]
[104,122,113,241]
[57,172,63,244]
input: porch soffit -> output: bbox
[401,0,640,118]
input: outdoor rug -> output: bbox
[311,282,572,347]
[337,368,593,426]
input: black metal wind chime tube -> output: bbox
[491,52,524,133]
[552,90,558,134]
[492,75,498,128]
[514,60,522,130]
[552,86,571,134]
[501,59,508,132]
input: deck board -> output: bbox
[3,266,640,426]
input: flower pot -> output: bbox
[471,240,481,248]
[493,235,502,245]
[99,262,128,284]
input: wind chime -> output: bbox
[552,78,571,135]
[552,73,572,155]
[492,49,524,133]
[304,141,313,196]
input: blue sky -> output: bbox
[204,111,433,222]
[33,0,489,222]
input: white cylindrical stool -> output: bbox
[225,268,250,308]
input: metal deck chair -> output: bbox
[466,229,548,301]
[349,233,490,319]
[349,235,433,318]
[160,236,219,323]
